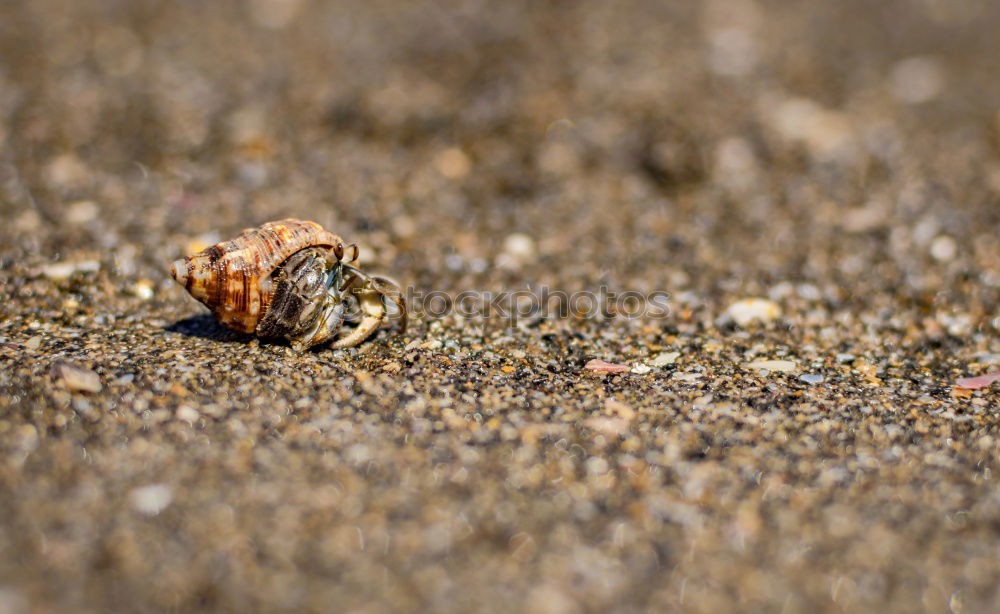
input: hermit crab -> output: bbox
[170,219,406,351]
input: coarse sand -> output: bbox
[1,1,999,611]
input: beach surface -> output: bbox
[1,1,999,611]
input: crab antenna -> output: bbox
[324,262,344,291]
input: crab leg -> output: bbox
[369,274,407,333]
[330,265,386,349]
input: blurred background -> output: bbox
[2,0,998,320]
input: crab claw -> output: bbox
[289,299,346,352]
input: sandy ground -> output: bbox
[1,0,1000,612]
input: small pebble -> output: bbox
[955,372,1000,390]
[724,298,781,326]
[799,373,825,385]
[929,235,957,262]
[53,362,102,393]
[585,416,629,436]
[391,215,417,238]
[584,359,630,374]
[503,233,536,260]
[744,359,798,373]
[132,279,155,300]
[176,405,200,423]
[835,353,856,364]
[952,387,974,399]
[630,364,652,375]
[382,361,402,374]
[65,200,100,224]
[23,336,42,350]
[650,351,680,367]
[672,372,703,381]
[130,484,173,515]
[497,233,537,270]
[434,147,471,179]
[41,260,100,281]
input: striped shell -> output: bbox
[170,219,344,333]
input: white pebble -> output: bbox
[503,233,536,260]
[391,215,417,238]
[54,362,102,393]
[769,97,854,157]
[796,283,821,301]
[584,416,629,436]
[176,405,200,423]
[132,279,155,300]
[130,484,173,515]
[724,298,781,326]
[65,200,99,224]
[630,364,652,375]
[799,373,825,385]
[41,260,100,281]
[744,359,798,373]
[672,372,703,381]
[650,351,680,367]
[929,235,957,262]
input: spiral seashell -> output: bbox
[170,219,346,334]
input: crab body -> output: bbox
[170,219,405,350]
